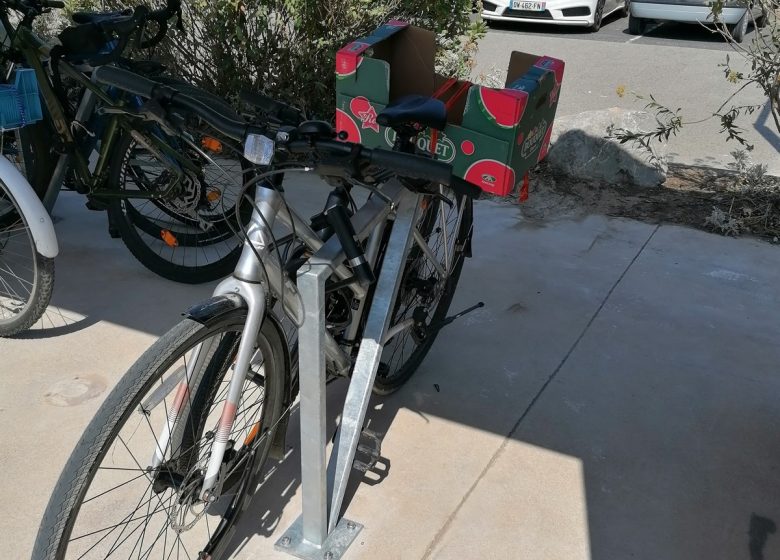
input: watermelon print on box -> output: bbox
[335,21,565,197]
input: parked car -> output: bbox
[481,0,628,31]
[628,0,767,42]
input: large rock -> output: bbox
[547,108,668,187]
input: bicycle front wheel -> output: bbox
[34,313,286,559]
[0,178,54,337]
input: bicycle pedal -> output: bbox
[352,429,382,473]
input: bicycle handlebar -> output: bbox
[138,0,180,48]
[94,65,158,98]
[92,66,482,199]
[88,0,180,50]
[94,65,251,141]
[1,0,62,14]
[285,139,481,198]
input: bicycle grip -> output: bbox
[369,148,483,199]
[93,66,159,99]
[370,148,452,186]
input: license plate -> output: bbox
[511,0,545,10]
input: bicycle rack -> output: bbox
[275,187,421,560]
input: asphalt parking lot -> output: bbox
[475,14,780,174]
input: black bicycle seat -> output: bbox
[71,9,134,25]
[377,95,447,131]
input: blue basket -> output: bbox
[0,69,43,130]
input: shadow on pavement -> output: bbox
[26,164,780,558]
[216,203,780,559]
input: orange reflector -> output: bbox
[244,422,261,446]
[206,189,222,203]
[161,229,179,247]
[201,136,223,154]
[519,172,530,203]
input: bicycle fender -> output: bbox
[184,293,247,326]
[0,157,58,259]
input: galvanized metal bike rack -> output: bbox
[275,187,421,560]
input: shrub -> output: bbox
[83,0,483,117]
[613,0,778,150]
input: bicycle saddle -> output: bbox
[377,95,447,131]
[71,9,134,25]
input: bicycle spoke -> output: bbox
[82,472,149,505]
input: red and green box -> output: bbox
[335,21,565,196]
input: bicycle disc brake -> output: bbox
[165,169,214,232]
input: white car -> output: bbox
[481,0,629,31]
[628,0,767,43]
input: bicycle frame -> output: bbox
[139,171,433,557]
[151,177,399,470]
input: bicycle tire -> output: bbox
[372,187,473,395]
[33,312,287,559]
[106,83,251,283]
[0,179,55,337]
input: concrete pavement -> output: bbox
[2,188,780,559]
[476,19,780,174]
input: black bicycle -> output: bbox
[0,0,253,283]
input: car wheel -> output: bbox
[728,10,748,43]
[622,0,631,17]
[628,14,645,34]
[755,6,767,28]
[590,0,605,31]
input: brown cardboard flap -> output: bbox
[388,26,436,99]
[505,51,539,86]
[433,74,471,126]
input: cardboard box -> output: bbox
[335,21,564,196]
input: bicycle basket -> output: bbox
[0,68,43,130]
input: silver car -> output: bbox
[628,0,767,42]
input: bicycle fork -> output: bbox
[148,186,283,498]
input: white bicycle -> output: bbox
[0,151,58,336]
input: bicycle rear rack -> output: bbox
[275,186,421,560]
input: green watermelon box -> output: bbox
[335,20,564,197]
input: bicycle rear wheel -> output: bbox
[33,313,286,559]
[373,185,473,395]
[107,83,252,283]
[0,178,54,337]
